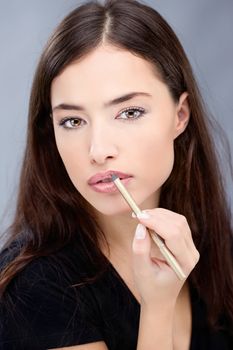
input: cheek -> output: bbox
[149,139,174,176]
[136,125,175,182]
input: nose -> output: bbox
[89,126,119,165]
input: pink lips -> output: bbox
[88,170,132,193]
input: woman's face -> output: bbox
[51,45,189,216]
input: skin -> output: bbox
[51,45,199,350]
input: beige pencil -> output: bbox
[112,174,186,281]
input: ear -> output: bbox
[174,92,190,139]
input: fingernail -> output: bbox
[137,211,150,219]
[135,224,147,239]
[131,212,137,218]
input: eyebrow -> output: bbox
[52,92,152,112]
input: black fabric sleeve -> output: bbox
[0,257,104,350]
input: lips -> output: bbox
[88,170,132,185]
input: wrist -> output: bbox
[141,300,175,326]
[141,298,176,315]
[137,303,174,350]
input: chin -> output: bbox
[90,199,133,217]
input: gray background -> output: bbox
[0,0,233,235]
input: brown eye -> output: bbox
[59,117,85,129]
[116,107,146,121]
[70,119,82,127]
[125,110,141,119]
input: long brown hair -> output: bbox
[1,0,232,328]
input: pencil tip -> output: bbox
[111,174,118,181]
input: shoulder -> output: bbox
[0,239,96,304]
[0,241,104,349]
[0,233,96,282]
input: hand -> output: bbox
[132,208,199,308]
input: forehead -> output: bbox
[51,45,164,105]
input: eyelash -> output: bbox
[58,106,147,130]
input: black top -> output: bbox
[0,240,232,350]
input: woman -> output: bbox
[0,0,232,349]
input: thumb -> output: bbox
[132,224,152,269]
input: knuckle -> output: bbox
[154,208,164,215]
[189,251,200,268]
[187,259,196,272]
[177,215,188,228]
[194,249,200,263]
[185,249,200,271]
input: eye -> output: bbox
[58,117,85,129]
[116,106,146,121]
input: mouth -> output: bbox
[88,170,133,193]
[95,177,113,184]
[88,170,132,185]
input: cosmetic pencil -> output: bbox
[111,174,186,280]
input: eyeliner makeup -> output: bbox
[111,174,186,280]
